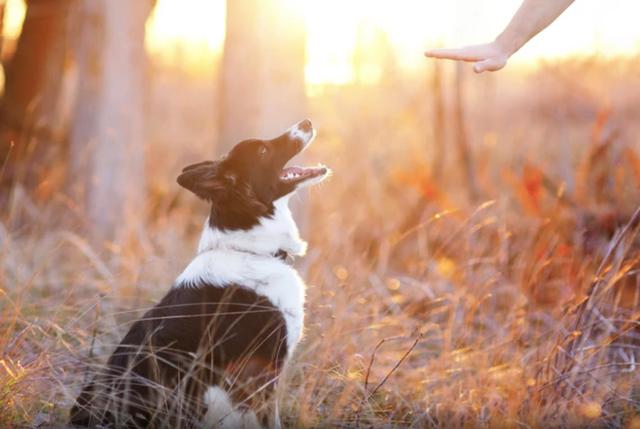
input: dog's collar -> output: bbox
[274,249,291,262]
[200,246,293,264]
[238,247,293,264]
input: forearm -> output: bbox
[496,0,575,56]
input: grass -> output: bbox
[2,58,640,428]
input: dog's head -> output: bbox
[178,120,330,230]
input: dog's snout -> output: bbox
[284,119,316,150]
[298,119,312,133]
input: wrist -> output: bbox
[494,31,521,58]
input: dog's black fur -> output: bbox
[70,286,287,428]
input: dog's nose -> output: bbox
[298,119,312,133]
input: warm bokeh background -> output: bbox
[1,0,640,427]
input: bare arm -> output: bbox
[425,0,575,73]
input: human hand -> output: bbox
[424,41,512,73]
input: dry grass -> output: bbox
[2,58,640,428]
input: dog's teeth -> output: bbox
[283,171,303,181]
[283,170,309,181]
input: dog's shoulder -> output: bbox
[175,250,306,351]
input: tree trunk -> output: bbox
[453,62,478,201]
[69,0,152,240]
[0,0,69,191]
[430,60,446,180]
[218,0,306,153]
[0,1,5,55]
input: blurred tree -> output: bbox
[430,60,446,180]
[218,0,306,153]
[69,0,153,239]
[0,0,70,192]
[0,2,4,52]
[453,62,478,201]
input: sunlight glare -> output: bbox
[145,0,226,72]
[4,0,639,85]
[2,0,25,41]
[145,0,640,84]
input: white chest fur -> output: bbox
[176,250,305,351]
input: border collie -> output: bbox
[70,120,329,428]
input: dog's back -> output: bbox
[70,283,288,427]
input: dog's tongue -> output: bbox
[281,166,306,176]
[280,165,327,182]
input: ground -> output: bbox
[2,58,640,428]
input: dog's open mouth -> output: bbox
[277,120,330,187]
[279,165,328,185]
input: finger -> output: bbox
[473,57,506,73]
[424,46,483,62]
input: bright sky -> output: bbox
[149,0,640,84]
[5,0,640,84]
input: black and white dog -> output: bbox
[70,120,329,428]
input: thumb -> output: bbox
[473,57,506,73]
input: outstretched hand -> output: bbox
[425,41,511,73]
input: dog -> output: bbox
[70,120,329,428]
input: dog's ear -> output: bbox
[177,161,231,200]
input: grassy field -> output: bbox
[2,58,640,428]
